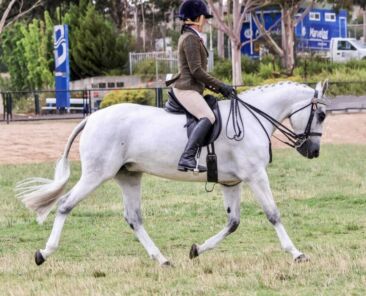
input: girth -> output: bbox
[165,90,222,147]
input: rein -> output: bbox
[226,90,323,163]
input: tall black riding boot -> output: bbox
[178,117,213,172]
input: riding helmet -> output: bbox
[178,0,213,21]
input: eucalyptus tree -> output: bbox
[0,0,43,35]
[252,0,317,75]
[208,0,270,85]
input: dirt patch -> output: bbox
[1,113,366,165]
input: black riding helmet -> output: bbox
[178,0,213,21]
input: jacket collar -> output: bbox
[183,26,209,57]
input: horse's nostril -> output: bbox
[314,150,319,157]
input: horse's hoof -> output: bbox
[294,254,310,263]
[161,261,173,268]
[35,250,45,266]
[189,244,199,259]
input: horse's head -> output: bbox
[289,80,328,159]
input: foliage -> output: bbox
[63,1,131,79]
[134,59,171,81]
[0,11,54,90]
[100,89,155,108]
[212,58,232,81]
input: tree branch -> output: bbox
[252,12,284,56]
[0,0,17,34]
[207,0,232,38]
[2,0,43,32]
[294,0,316,27]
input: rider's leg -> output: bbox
[173,88,215,172]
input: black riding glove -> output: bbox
[219,83,235,97]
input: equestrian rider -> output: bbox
[167,0,235,173]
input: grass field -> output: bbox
[0,145,366,295]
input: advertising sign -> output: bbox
[54,25,70,109]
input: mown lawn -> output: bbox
[0,145,365,296]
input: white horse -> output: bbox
[17,81,328,266]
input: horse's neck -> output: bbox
[242,85,314,122]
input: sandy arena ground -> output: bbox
[0,113,366,165]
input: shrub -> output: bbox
[100,89,154,108]
[241,56,259,74]
[212,58,232,81]
[258,63,275,80]
[243,73,263,86]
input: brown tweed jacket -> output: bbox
[167,28,222,94]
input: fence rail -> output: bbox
[1,81,366,124]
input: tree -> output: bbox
[64,1,131,79]
[353,0,366,43]
[208,0,270,85]
[252,0,316,75]
[0,0,43,35]
[1,22,29,89]
[1,10,54,89]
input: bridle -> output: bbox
[226,89,326,163]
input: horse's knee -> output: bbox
[227,218,240,234]
[265,210,281,225]
[124,209,143,231]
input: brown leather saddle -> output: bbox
[165,90,222,183]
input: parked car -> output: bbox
[329,38,366,62]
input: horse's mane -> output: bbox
[239,81,313,98]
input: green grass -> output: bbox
[0,144,366,295]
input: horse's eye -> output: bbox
[318,112,326,123]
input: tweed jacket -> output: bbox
[167,28,222,94]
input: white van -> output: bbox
[329,38,366,62]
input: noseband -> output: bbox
[226,89,325,162]
[287,90,323,148]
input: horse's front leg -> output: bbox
[190,183,241,258]
[249,168,309,262]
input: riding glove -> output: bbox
[219,83,235,97]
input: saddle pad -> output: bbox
[165,90,222,146]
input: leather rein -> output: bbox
[226,90,325,163]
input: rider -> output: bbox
[167,0,234,173]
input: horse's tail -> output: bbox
[16,118,88,224]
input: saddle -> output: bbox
[165,90,222,146]
[165,90,222,183]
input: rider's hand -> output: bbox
[219,83,235,97]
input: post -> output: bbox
[155,87,163,108]
[34,92,40,115]
[88,89,92,114]
[5,92,13,124]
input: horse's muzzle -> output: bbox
[296,139,320,159]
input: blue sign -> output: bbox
[241,8,348,57]
[54,25,70,109]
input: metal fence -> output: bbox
[1,81,366,124]
[129,51,179,75]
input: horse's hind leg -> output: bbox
[114,171,170,266]
[190,183,241,258]
[35,174,104,265]
[248,168,309,262]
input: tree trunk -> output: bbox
[281,8,295,75]
[363,9,366,44]
[217,0,225,58]
[231,39,242,85]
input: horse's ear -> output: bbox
[315,81,323,93]
[322,79,329,97]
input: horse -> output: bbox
[17,81,328,266]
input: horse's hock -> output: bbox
[0,114,366,165]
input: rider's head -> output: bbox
[178,0,212,32]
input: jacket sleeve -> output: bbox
[183,35,223,93]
